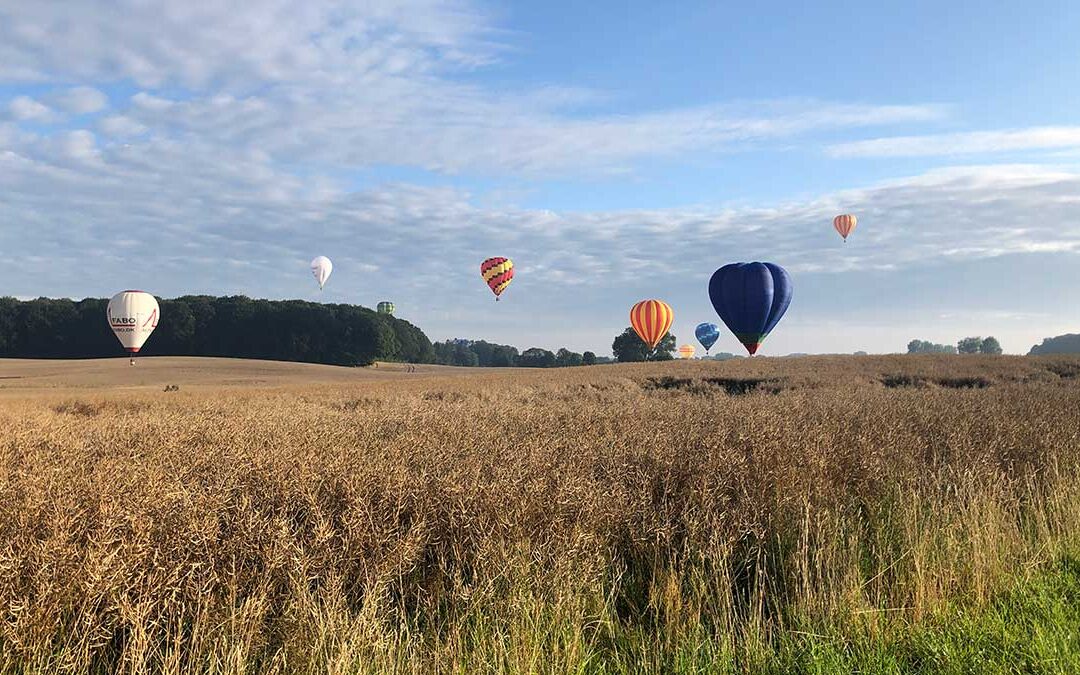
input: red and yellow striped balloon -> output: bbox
[678,344,695,359]
[480,257,514,300]
[833,214,857,242]
[630,300,674,350]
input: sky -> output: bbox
[1,0,1079,356]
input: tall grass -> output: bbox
[0,355,1078,672]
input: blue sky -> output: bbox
[1,1,1079,356]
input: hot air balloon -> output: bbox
[678,344,696,359]
[106,290,160,366]
[695,323,720,353]
[480,257,514,300]
[377,301,395,315]
[630,299,674,350]
[833,214,857,242]
[708,262,792,356]
[311,256,332,290]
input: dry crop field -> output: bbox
[1,355,1080,673]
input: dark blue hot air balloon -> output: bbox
[695,323,720,353]
[708,262,792,355]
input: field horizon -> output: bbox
[2,351,1070,390]
[0,356,488,395]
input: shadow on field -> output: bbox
[880,375,992,389]
[1045,363,1080,380]
[643,376,783,396]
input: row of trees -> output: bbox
[0,296,434,365]
[907,337,1002,355]
[1029,334,1080,355]
[431,339,609,368]
[906,340,957,354]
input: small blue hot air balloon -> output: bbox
[695,323,720,353]
[708,262,792,355]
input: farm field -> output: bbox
[0,357,472,395]
[1,355,1080,673]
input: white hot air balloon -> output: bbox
[106,291,160,365]
[311,256,332,290]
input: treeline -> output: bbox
[1029,334,1080,355]
[432,339,609,368]
[906,340,957,354]
[907,337,1002,355]
[0,296,434,365]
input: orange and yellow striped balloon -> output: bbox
[833,214,857,241]
[480,257,514,300]
[678,344,695,359]
[630,299,674,350]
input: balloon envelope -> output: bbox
[107,290,160,353]
[708,262,792,355]
[694,323,720,352]
[678,344,696,359]
[377,301,395,315]
[630,299,674,350]
[311,256,332,289]
[481,257,514,299]
[833,214,857,241]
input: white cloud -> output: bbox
[98,115,148,137]
[829,126,1080,158]
[0,0,496,88]
[115,93,944,174]
[57,130,99,162]
[51,86,108,114]
[7,95,52,121]
[0,1,945,175]
[1,118,1077,295]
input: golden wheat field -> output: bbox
[2,354,1080,674]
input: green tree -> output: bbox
[519,347,556,367]
[582,351,597,366]
[612,327,676,362]
[555,348,583,367]
[469,340,498,366]
[1029,333,1080,355]
[613,328,648,362]
[958,337,983,354]
[980,336,1003,355]
[448,342,479,366]
[908,339,957,354]
[490,345,519,367]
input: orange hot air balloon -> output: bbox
[630,300,674,350]
[678,344,695,359]
[833,214,857,242]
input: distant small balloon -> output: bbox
[311,256,332,290]
[106,290,160,364]
[695,323,720,353]
[377,301,395,315]
[833,214,857,242]
[678,344,696,359]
